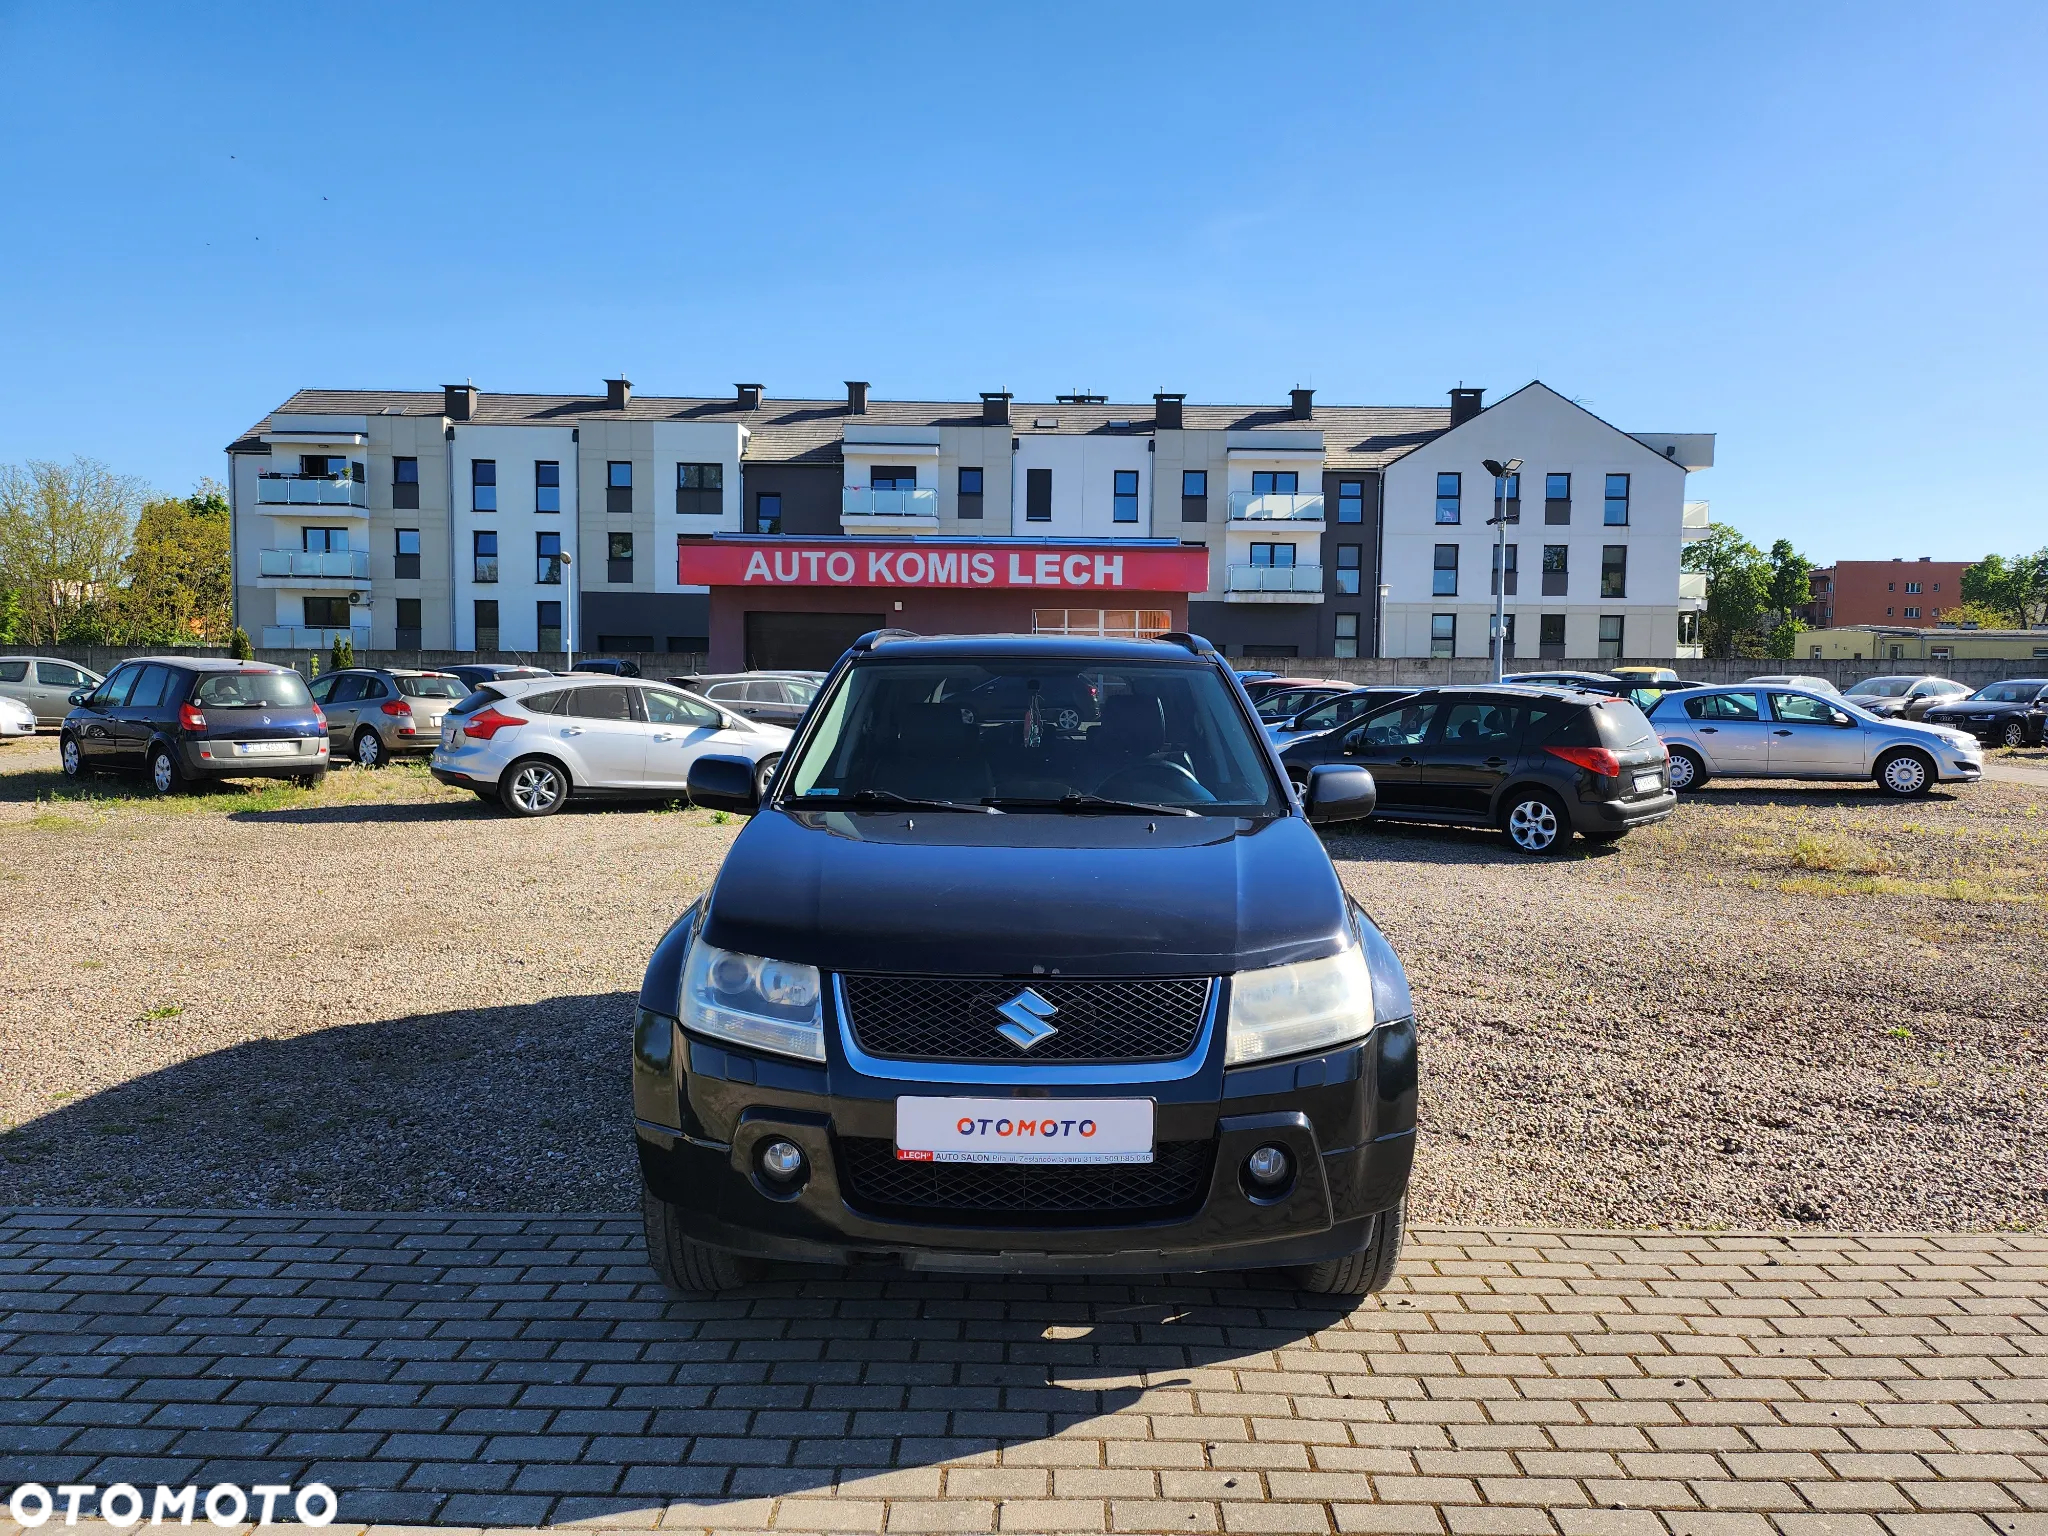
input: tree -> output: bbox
[228,626,253,660]
[0,584,19,645]
[328,635,353,673]
[120,480,233,645]
[1960,550,2048,627]
[0,458,143,644]
[1681,522,1815,658]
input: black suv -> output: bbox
[1921,678,2048,748]
[1279,684,1674,853]
[633,632,1416,1295]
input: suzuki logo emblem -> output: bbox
[994,988,1060,1051]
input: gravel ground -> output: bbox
[0,732,2042,1229]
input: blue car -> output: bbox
[61,657,329,793]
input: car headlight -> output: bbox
[1227,938,1402,1067]
[679,940,824,1062]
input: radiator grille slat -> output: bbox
[839,975,1210,1063]
[835,1137,1214,1226]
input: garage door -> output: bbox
[744,611,886,671]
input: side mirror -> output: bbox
[687,753,759,814]
[1304,763,1377,825]
[68,688,90,706]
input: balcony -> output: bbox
[841,487,940,531]
[1228,492,1325,523]
[1682,500,1711,540]
[1225,564,1324,603]
[1679,570,1708,601]
[257,548,370,581]
[261,624,371,650]
[256,473,367,508]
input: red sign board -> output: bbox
[678,540,1210,593]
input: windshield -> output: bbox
[1972,682,2041,702]
[783,659,1285,816]
[396,675,467,699]
[1848,676,1914,696]
[191,670,313,708]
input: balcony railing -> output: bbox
[536,556,564,585]
[257,548,369,580]
[1228,492,1325,521]
[1226,564,1324,593]
[261,624,371,650]
[1682,500,1711,538]
[842,487,939,518]
[256,474,367,508]
[1678,570,1708,600]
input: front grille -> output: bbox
[839,975,1211,1063]
[835,1137,1215,1227]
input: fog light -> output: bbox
[759,1139,805,1181]
[1246,1145,1291,1187]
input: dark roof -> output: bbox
[855,633,1222,662]
[233,389,1451,471]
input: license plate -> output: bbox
[895,1097,1154,1165]
[1632,771,1662,795]
[233,740,296,757]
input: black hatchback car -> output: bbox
[632,631,1416,1296]
[1279,684,1674,853]
[1921,678,2048,748]
[61,657,328,793]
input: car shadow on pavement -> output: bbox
[1316,816,1622,865]
[1684,782,1965,809]
[224,799,496,823]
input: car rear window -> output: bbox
[449,687,505,715]
[190,670,313,708]
[396,675,467,699]
[1541,698,1656,749]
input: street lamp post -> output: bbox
[1481,457,1522,683]
[559,551,575,669]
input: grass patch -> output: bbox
[137,1003,183,1021]
[1789,832,1893,874]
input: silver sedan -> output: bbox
[1647,684,1984,797]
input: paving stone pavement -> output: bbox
[1,1211,2042,1536]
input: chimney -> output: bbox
[443,383,477,422]
[1290,387,1315,421]
[845,380,869,415]
[1154,392,1186,430]
[1448,386,1484,426]
[735,383,763,411]
[605,377,631,410]
[980,391,1012,426]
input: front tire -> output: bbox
[147,744,182,796]
[1875,748,1934,798]
[754,752,782,802]
[1502,788,1569,854]
[499,756,570,817]
[1666,747,1708,792]
[2000,719,2027,749]
[1295,1198,1405,1296]
[642,1188,761,1294]
[60,734,84,778]
[353,729,385,768]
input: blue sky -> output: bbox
[0,2,2042,563]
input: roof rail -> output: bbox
[1155,631,1217,656]
[849,627,921,653]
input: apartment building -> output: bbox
[1802,558,1973,628]
[227,377,1711,667]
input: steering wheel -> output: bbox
[1095,760,1216,803]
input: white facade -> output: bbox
[1009,431,1153,538]
[1379,383,1712,661]
[448,425,580,652]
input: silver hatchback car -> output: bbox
[1648,684,1984,796]
[0,655,104,727]
[308,667,469,767]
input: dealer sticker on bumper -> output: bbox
[895,1096,1154,1165]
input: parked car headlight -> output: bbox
[1226,944,1381,1066]
[679,940,824,1062]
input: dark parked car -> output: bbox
[634,631,1415,1296]
[445,663,554,694]
[570,657,642,678]
[1280,684,1675,853]
[1253,683,1352,723]
[669,671,823,727]
[60,658,328,793]
[1266,687,1419,747]
[1921,678,2048,748]
[1239,674,1335,703]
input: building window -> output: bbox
[607,460,632,514]
[473,529,498,583]
[1112,469,1140,523]
[1905,581,1921,594]
[474,599,500,651]
[1334,613,1360,660]
[1598,614,1624,660]
[304,596,350,628]
[1492,612,1517,660]
[536,461,560,513]
[393,456,419,510]
[1495,471,1520,523]
[1430,613,1455,659]
[537,601,562,652]
[755,493,782,535]
[394,528,420,580]
[472,460,496,512]
[1026,467,1052,522]
[1249,542,1297,568]
[1336,544,1361,595]
[1600,545,1627,598]
[396,597,422,650]
[1888,581,1895,591]
[1903,606,1920,619]
[536,531,562,584]
[870,465,918,491]
[675,462,723,516]
[1604,473,1629,526]
[1542,544,1568,596]
[1544,472,1570,525]
[303,526,349,553]
[1181,469,1207,522]
[1030,608,1173,639]
[1492,543,1518,596]
[608,532,634,584]
[1433,544,1458,596]
[958,466,984,519]
[1337,479,1364,524]
[1539,612,1566,658]
[1678,610,1701,647]
[1886,607,1894,616]
[1252,470,1299,496]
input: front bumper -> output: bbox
[633,1002,1418,1275]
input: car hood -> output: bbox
[701,807,1353,976]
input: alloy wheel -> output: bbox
[2002,720,2027,749]
[1667,752,1695,790]
[356,731,382,767]
[60,737,80,776]
[1506,797,1560,852]
[510,762,565,813]
[151,751,175,794]
[1881,753,1929,796]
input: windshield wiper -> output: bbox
[794,789,1000,814]
[984,793,1201,818]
